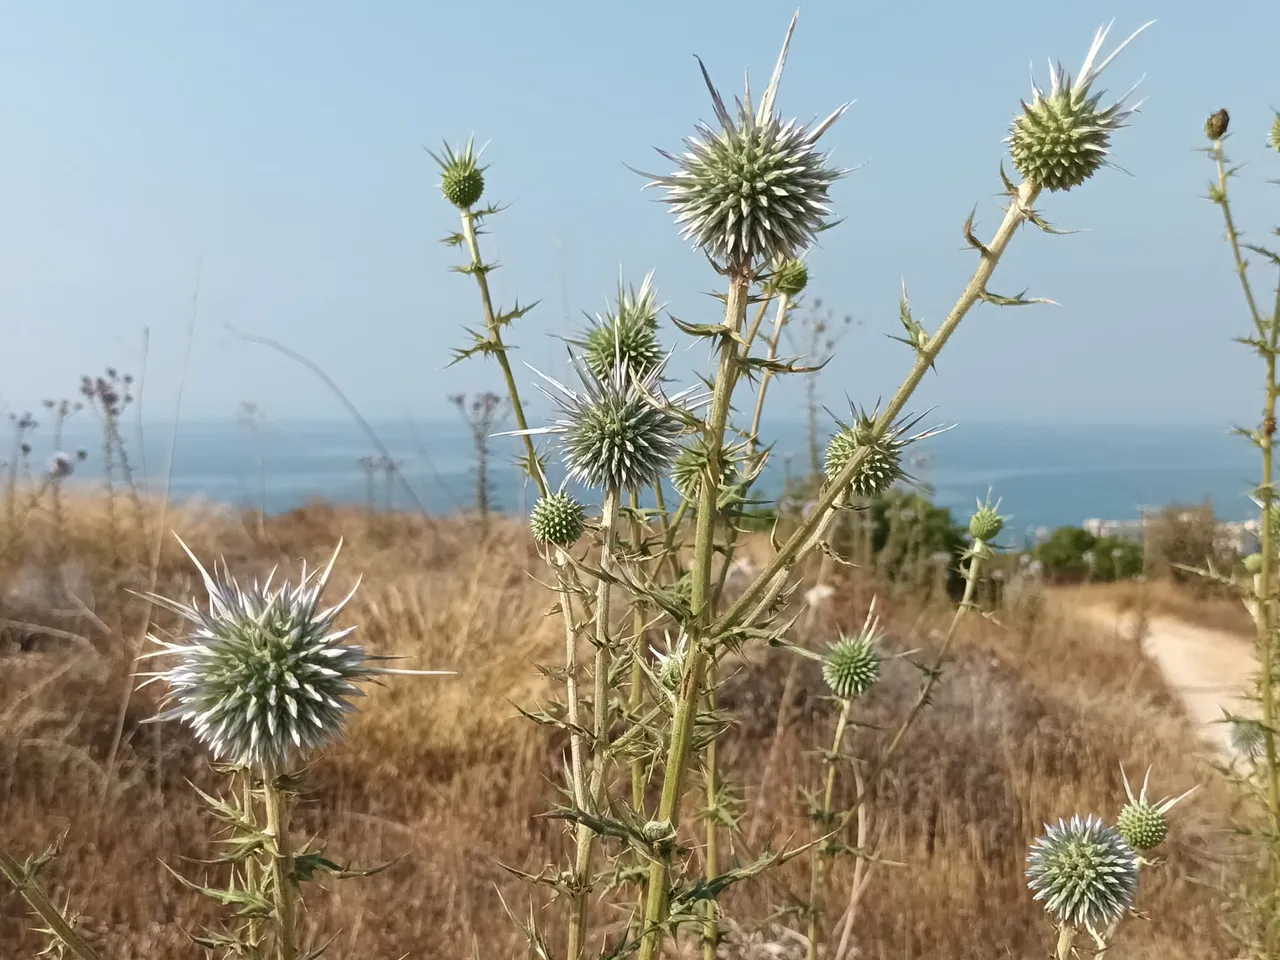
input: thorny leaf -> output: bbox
[161,862,274,919]
[963,208,991,257]
[979,288,1058,308]
[496,890,556,960]
[290,851,403,884]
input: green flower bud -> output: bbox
[770,258,809,298]
[1232,718,1266,759]
[530,492,587,547]
[1246,552,1265,575]
[969,504,1005,542]
[580,272,663,381]
[1268,112,1280,153]
[1115,801,1167,851]
[821,602,885,701]
[431,138,486,210]
[1008,23,1151,192]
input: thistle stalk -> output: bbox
[806,696,854,960]
[263,774,296,960]
[1056,924,1077,960]
[638,273,750,960]
[568,488,621,960]
[1210,129,1280,947]
[0,845,103,960]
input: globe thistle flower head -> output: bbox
[635,14,850,275]
[577,270,665,381]
[1008,21,1153,192]
[530,490,587,547]
[429,137,487,210]
[823,406,943,499]
[506,353,701,493]
[769,257,809,298]
[1231,718,1267,759]
[969,492,1007,543]
[1269,112,1280,154]
[1114,765,1197,852]
[822,600,884,701]
[1026,814,1139,930]
[138,539,453,774]
[671,436,747,502]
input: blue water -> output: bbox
[30,417,1261,536]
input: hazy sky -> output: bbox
[0,0,1277,427]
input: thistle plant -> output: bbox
[135,539,451,959]
[1203,105,1280,954]
[427,13,1151,960]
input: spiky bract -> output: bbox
[512,354,696,493]
[651,632,689,691]
[1231,718,1266,759]
[770,258,809,297]
[530,492,587,547]
[139,540,447,773]
[824,408,938,499]
[1026,815,1139,929]
[579,271,664,381]
[1269,112,1280,153]
[822,600,884,701]
[637,18,848,274]
[1008,22,1152,192]
[431,138,486,209]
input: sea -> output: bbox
[35,417,1263,542]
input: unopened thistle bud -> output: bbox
[139,539,452,773]
[1008,22,1152,192]
[431,138,486,210]
[636,17,849,274]
[770,258,809,298]
[1269,112,1280,154]
[530,492,587,547]
[1026,815,1139,929]
[824,408,939,499]
[1114,765,1197,852]
[1231,718,1267,759]
[1245,552,1265,575]
[969,495,1006,543]
[1204,108,1230,141]
[579,271,664,381]
[671,438,744,502]
[821,601,884,701]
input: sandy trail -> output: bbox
[1074,603,1257,755]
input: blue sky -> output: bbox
[0,0,1277,427]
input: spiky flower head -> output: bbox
[1114,765,1197,852]
[577,271,664,381]
[671,437,747,502]
[139,539,451,774]
[1245,552,1265,575]
[823,407,940,499]
[822,599,884,701]
[1231,718,1267,759]
[969,493,1006,543]
[430,137,487,210]
[507,353,698,493]
[1204,108,1230,141]
[530,491,587,547]
[1269,112,1280,153]
[636,15,849,275]
[1008,21,1153,192]
[1026,814,1139,930]
[769,258,809,298]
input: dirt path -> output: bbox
[1074,603,1257,755]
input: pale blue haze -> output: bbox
[0,1,1277,523]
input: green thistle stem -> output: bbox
[714,181,1040,637]
[806,695,854,960]
[0,845,103,960]
[263,773,296,960]
[568,488,621,960]
[702,662,720,960]
[638,273,750,960]
[1212,135,1280,944]
[243,771,265,952]
[629,490,648,815]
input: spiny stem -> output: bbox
[568,488,622,960]
[716,181,1040,636]
[263,775,296,960]
[702,661,720,960]
[806,696,854,960]
[243,771,265,952]
[1055,924,1077,960]
[638,273,751,960]
[629,490,647,813]
[0,845,104,960]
